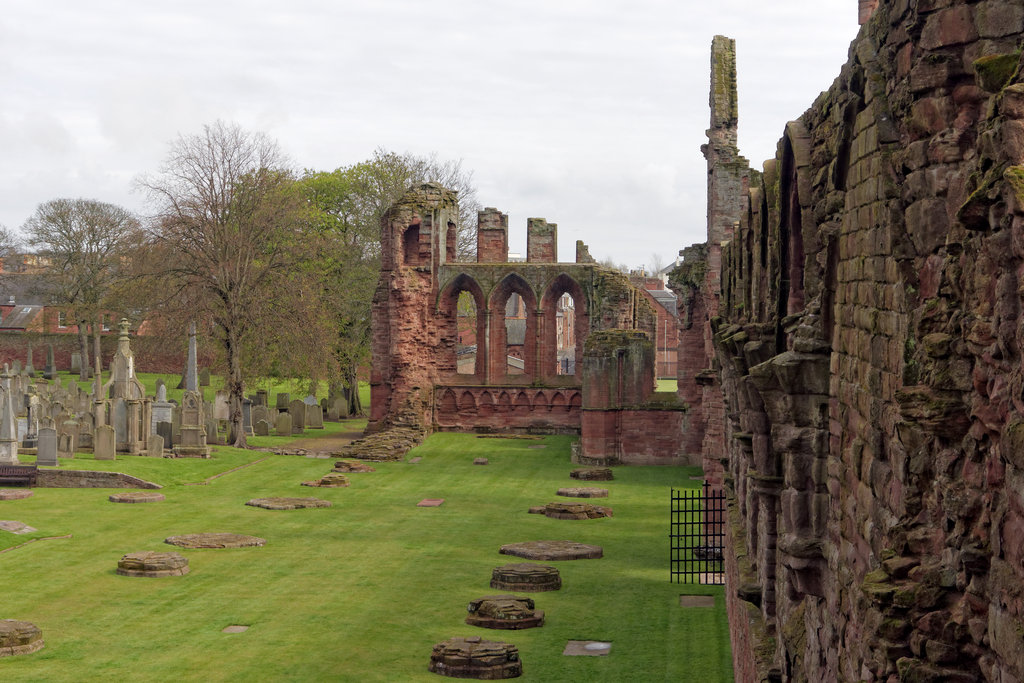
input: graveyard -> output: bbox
[0,421,732,681]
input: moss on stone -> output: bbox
[1004,166,1024,207]
[974,52,1020,93]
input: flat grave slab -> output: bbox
[429,636,522,679]
[679,595,716,608]
[528,502,612,520]
[332,460,376,473]
[0,619,44,657]
[417,498,445,507]
[222,625,249,633]
[408,457,422,464]
[246,497,332,510]
[165,533,266,549]
[117,551,189,577]
[556,487,608,498]
[473,458,489,465]
[0,520,36,535]
[109,492,165,504]
[301,472,349,488]
[0,489,32,501]
[466,595,544,630]
[490,563,561,592]
[563,640,612,656]
[499,540,603,561]
[570,468,614,481]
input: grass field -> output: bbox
[0,430,732,681]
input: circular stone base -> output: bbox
[490,563,561,592]
[529,502,612,520]
[466,595,545,630]
[499,540,603,561]
[164,533,266,549]
[557,487,608,498]
[0,489,32,501]
[332,460,376,473]
[245,497,332,510]
[0,620,44,657]
[569,468,614,481]
[117,551,190,577]
[429,636,522,679]
[109,491,165,504]
[301,473,349,488]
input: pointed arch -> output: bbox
[488,274,538,381]
[438,273,487,377]
[540,273,589,381]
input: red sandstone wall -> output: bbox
[704,3,1024,681]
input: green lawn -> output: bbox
[0,433,731,681]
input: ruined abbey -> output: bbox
[368,0,1024,680]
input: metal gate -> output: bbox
[670,482,725,584]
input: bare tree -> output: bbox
[138,121,326,447]
[22,198,142,381]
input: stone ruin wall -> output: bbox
[369,183,686,463]
[698,2,1024,680]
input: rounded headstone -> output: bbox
[109,491,165,504]
[164,533,266,549]
[428,636,522,679]
[466,595,544,630]
[116,551,190,577]
[0,489,33,501]
[0,619,44,657]
[245,497,332,510]
[556,487,608,498]
[499,540,603,561]
[490,563,561,592]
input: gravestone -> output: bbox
[71,352,81,373]
[288,399,305,433]
[148,434,164,458]
[156,421,173,449]
[205,415,220,445]
[36,427,58,466]
[305,403,324,429]
[198,368,210,386]
[151,384,174,434]
[252,405,269,426]
[94,424,116,460]
[57,432,74,459]
[24,345,35,377]
[11,360,21,374]
[214,391,230,421]
[42,344,56,380]
[303,394,317,406]
[0,364,20,464]
[275,393,290,411]
[112,398,128,444]
[255,389,268,407]
[275,413,292,437]
[254,419,270,436]
[242,398,253,436]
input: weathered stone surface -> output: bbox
[332,460,376,473]
[527,502,612,520]
[465,595,544,630]
[0,520,36,534]
[245,497,332,510]
[490,563,561,592]
[556,487,608,498]
[164,533,265,549]
[569,468,613,481]
[0,620,43,657]
[301,472,349,488]
[499,540,603,561]
[0,489,32,500]
[562,640,612,657]
[474,457,489,465]
[116,551,189,577]
[428,636,522,679]
[108,491,165,504]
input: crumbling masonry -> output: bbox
[688,2,1024,680]
[368,183,690,465]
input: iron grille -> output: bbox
[670,481,725,584]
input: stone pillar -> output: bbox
[476,208,508,262]
[0,364,19,464]
[526,218,557,263]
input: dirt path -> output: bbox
[277,429,364,453]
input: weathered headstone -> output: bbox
[214,391,230,421]
[198,368,210,386]
[254,419,270,436]
[57,431,75,459]
[157,421,174,450]
[275,412,292,436]
[303,394,317,406]
[205,415,220,445]
[242,398,253,436]
[288,399,305,433]
[94,424,116,460]
[252,405,269,426]
[42,344,56,380]
[148,433,164,458]
[305,403,324,429]
[70,352,81,373]
[275,393,290,411]
[0,364,20,464]
[255,389,268,407]
[36,427,58,466]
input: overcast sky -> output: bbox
[0,0,859,269]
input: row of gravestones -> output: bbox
[35,426,167,465]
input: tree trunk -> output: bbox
[77,323,90,381]
[226,328,247,448]
[346,365,362,416]
[92,319,103,382]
